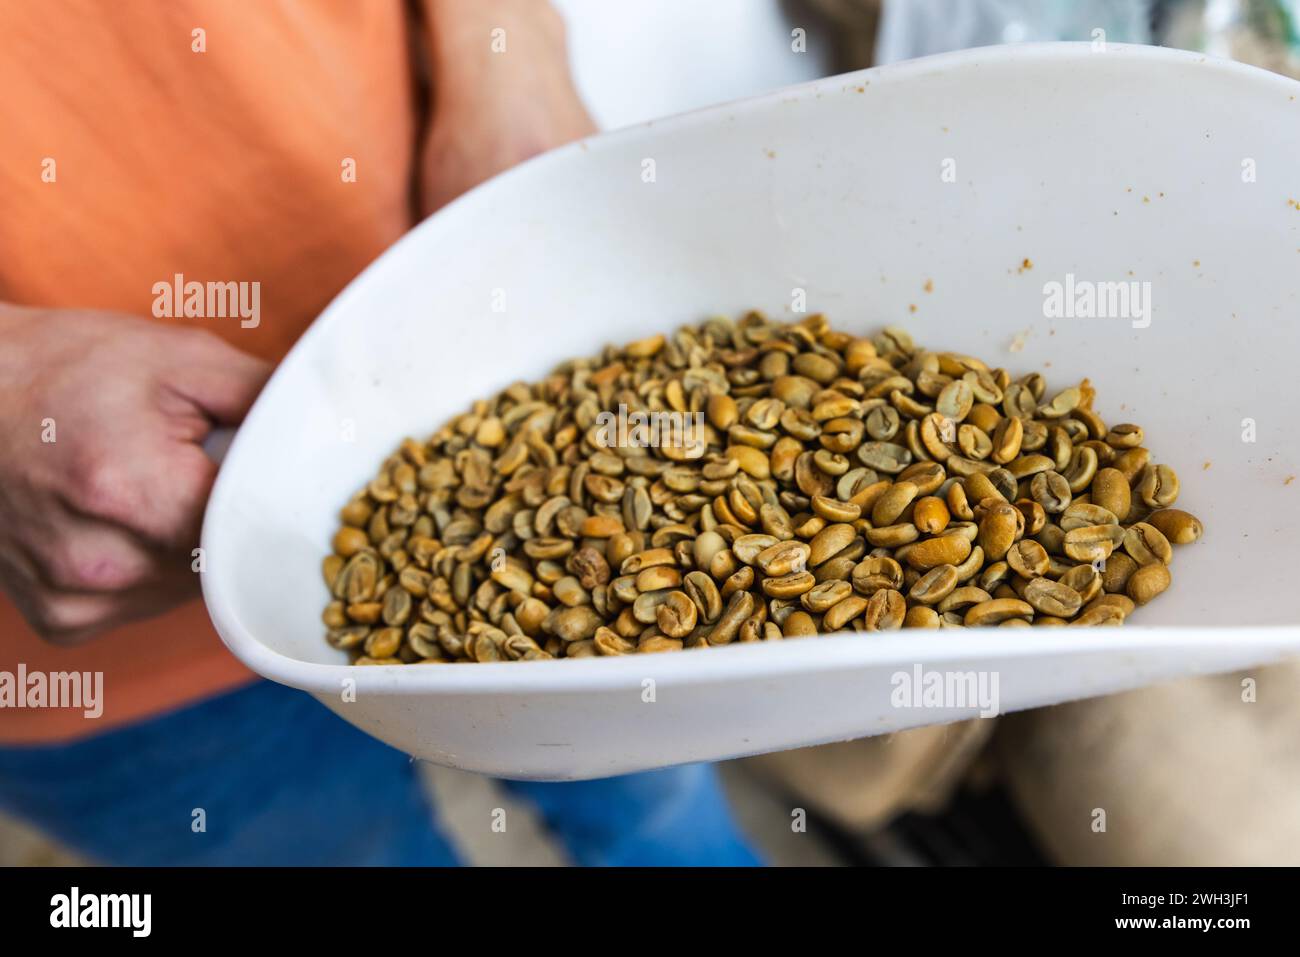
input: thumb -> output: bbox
[166,329,273,425]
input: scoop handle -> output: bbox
[203,426,237,464]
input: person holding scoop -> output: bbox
[0,0,759,867]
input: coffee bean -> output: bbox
[708,589,755,645]
[909,564,959,605]
[903,606,941,628]
[1124,522,1173,566]
[1085,593,1136,619]
[852,556,905,595]
[863,589,906,630]
[1059,564,1103,604]
[1071,603,1125,627]
[936,380,974,422]
[1062,524,1124,564]
[783,610,819,637]
[858,441,912,475]
[1127,563,1172,605]
[865,522,920,549]
[1146,508,1202,545]
[755,540,811,576]
[802,579,852,613]
[977,502,1019,562]
[761,570,817,598]
[1090,468,1131,521]
[635,566,681,592]
[546,606,603,642]
[683,570,723,623]
[1060,502,1119,531]
[1006,540,1050,579]
[594,627,636,656]
[337,551,380,603]
[964,598,1034,627]
[1099,552,1137,594]
[732,534,779,566]
[656,591,698,638]
[1030,470,1072,514]
[808,523,856,566]
[639,635,685,654]
[905,533,972,571]
[822,595,867,631]
[1062,446,1099,493]
[871,481,919,527]
[1023,577,1082,618]
[938,586,992,615]
[990,416,1024,464]
[327,625,370,650]
[913,496,951,534]
[1138,464,1180,508]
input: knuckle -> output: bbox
[45,541,142,592]
[70,452,133,521]
[175,324,229,357]
[28,596,94,645]
[43,544,86,591]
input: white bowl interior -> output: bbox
[204,44,1300,676]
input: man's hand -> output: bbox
[0,304,271,644]
[420,0,596,214]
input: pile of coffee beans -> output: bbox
[320,313,1202,663]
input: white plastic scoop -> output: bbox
[200,43,1300,780]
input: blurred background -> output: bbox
[4,0,1298,866]
[553,0,1299,132]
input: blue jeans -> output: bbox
[0,680,760,866]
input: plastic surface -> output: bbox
[201,44,1300,779]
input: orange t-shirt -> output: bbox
[0,0,425,741]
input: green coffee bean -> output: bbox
[909,564,960,605]
[1123,522,1173,566]
[1006,540,1050,579]
[1059,563,1103,604]
[938,587,992,615]
[1062,524,1124,563]
[808,523,857,566]
[864,589,906,630]
[802,579,852,613]
[1146,508,1202,544]
[1060,502,1118,531]
[858,441,913,475]
[823,595,868,631]
[1127,563,1171,605]
[1023,577,1083,618]
[964,598,1034,627]
[1138,464,1180,508]
[1090,468,1131,521]
[903,605,941,628]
